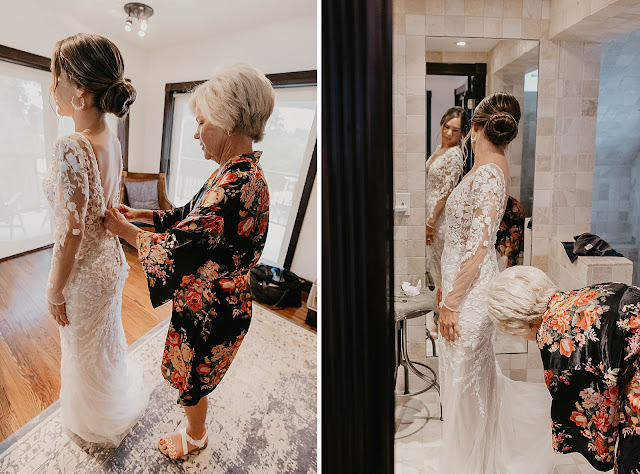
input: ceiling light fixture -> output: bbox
[456,41,467,46]
[123,3,154,38]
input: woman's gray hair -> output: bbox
[487,266,559,338]
[190,63,275,142]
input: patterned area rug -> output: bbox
[0,305,317,473]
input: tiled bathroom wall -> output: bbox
[591,28,640,285]
[392,0,640,387]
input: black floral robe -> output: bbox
[538,283,640,473]
[136,152,269,406]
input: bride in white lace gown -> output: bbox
[425,107,465,287]
[43,34,149,445]
[437,93,555,473]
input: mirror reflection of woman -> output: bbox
[425,107,465,287]
[436,93,555,472]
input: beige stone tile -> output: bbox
[444,14,466,35]
[406,14,426,35]
[503,0,523,18]
[465,16,485,37]
[394,0,407,13]
[407,134,426,152]
[426,0,445,15]
[406,75,426,95]
[394,134,407,153]
[395,239,409,258]
[407,225,425,239]
[406,0,427,14]
[410,189,425,203]
[395,171,409,189]
[406,53,424,75]
[406,35,426,58]
[537,117,554,136]
[407,153,426,171]
[484,0,504,18]
[581,79,599,99]
[394,153,408,171]
[465,0,485,16]
[522,18,542,38]
[394,35,406,56]
[408,240,427,257]
[393,94,407,116]
[445,0,465,16]
[503,18,522,37]
[426,15,446,35]
[484,17,503,36]
[406,95,424,115]
[394,14,406,35]
[408,170,426,189]
[522,0,542,18]
[407,114,426,134]
[394,115,407,134]
[393,76,407,95]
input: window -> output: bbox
[163,72,317,268]
[0,45,129,260]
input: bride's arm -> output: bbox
[46,139,90,319]
[439,167,505,335]
[426,148,463,231]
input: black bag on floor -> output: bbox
[250,264,302,308]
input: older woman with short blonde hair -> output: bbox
[488,266,640,472]
[105,63,274,459]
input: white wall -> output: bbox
[0,6,318,282]
[290,177,317,282]
[426,75,466,155]
[0,0,150,165]
[137,15,317,174]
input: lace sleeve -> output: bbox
[46,138,90,305]
[426,147,463,229]
[441,165,505,312]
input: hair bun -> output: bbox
[484,112,518,146]
[100,78,136,118]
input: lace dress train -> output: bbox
[44,134,150,445]
[438,163,555,473]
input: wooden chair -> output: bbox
[120,172,174,232]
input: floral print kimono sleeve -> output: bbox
[441,164,505,312]
[538,284,640,473]
[152,184,205,232]
[136,169,250,308]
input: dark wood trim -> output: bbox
[159,89,176,175]
[426,90,432,156]
[300,279,313,294]
[164,70,317,95]
[118,112,131,170]
[323,0,395,471]
[426,62,487,76]
[0,44,50,71]
[0,244,53,263]
[283,142,317,269]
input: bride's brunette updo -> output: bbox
[471,92,520,147]
[51,33,136,118]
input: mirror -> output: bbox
[424,37,540,356]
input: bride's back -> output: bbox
[80,128,122,209]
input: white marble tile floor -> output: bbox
[394,390,613,473]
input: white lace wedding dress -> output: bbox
[425,146,463,286]
[43,133,149,445]
[438,163,555,473]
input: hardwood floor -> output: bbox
[0,244,315,442]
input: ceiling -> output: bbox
[426,37,501,53]
[28,0,317,51]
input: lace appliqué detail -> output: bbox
[425,146,463,286]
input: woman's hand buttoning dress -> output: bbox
[105,63,274,459]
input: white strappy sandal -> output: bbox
[158,427,208,460]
